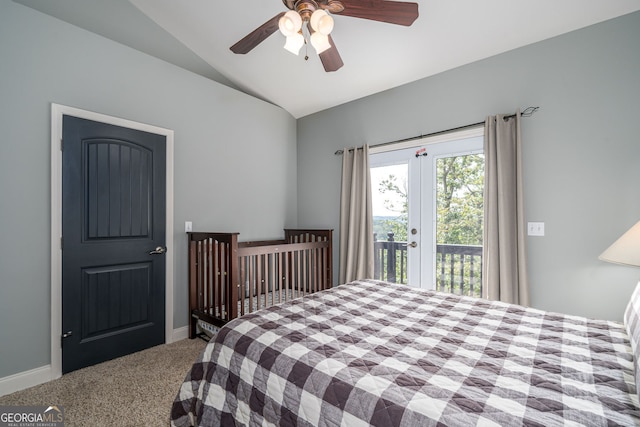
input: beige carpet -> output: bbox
[0,338,208,427]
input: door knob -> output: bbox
[149,246,167,255]
[408,241,418,248]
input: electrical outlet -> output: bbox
[527,222,545,236]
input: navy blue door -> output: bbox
[62,115,166,373]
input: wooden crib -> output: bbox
[187,229,333,339]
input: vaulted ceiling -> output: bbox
[14,0,640,118]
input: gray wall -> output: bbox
[297,11,640,322]
[0,1,297,378]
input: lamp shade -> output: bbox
[310,32,331,54]
[599,220,640,267]
[310,10,334,35]
[278,11,303,37]
[283,32,305,55]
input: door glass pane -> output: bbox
[435,154,484,297]
[371,164,409,284]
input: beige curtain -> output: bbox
[339,145,374,283]
[482,111,530,305]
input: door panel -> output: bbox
[420,137,483,291]
[370,148,418,285]
[82,263,152,339]
[86,141,151,239]
[62,115,166,374]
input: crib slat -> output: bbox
[282,252,287,302]
[258,254,262,308]
[321,245,328,290]
[278,252,283,304]
[312,247,317,294]
[214,239,221,320]
[304,248,309,295]
[317,246,322,292]
[299,248,304,296]
[257,254,263,311]
[229,234,239,320]
[239,255,246,317]
[198,241,205,316]
[214,240,219,318]
[249,256,254,314]
[206,239,211,317]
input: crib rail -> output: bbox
[237,240,331,316]
[188,229,332,338]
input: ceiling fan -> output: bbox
[230,0,419,72]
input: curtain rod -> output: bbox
[334,106,539,155]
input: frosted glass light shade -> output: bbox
[283,32,305,55]
[279,11,303,37]
[599,220,640,267]
[310,10,334,35]
[310,32,331,54]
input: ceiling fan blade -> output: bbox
[230,12,286,54]
[337,0,418,26]
[306,22,343,72]
[319,35,344,72]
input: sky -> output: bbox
[370,164,407,217]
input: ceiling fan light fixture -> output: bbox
[310,31,331,54]
[231,0,418,72]
[278,10,303,37]
[283,32,305,55]
[310,9,334,35]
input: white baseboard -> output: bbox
[0,327,191,397]
[0,365,53,397]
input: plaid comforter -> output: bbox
[171,280,640,426]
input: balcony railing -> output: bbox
[373,233,483,297]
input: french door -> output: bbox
[370,131,484,294]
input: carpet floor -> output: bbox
[0,338,208,426]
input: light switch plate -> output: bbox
[185,221,193,233]
[527,222,544,236]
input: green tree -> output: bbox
[436,154,484,245]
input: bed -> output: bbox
[187,229,333,339]
[171,279,640,426]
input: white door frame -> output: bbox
[50,103,174,379]
[370,126,484,288]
